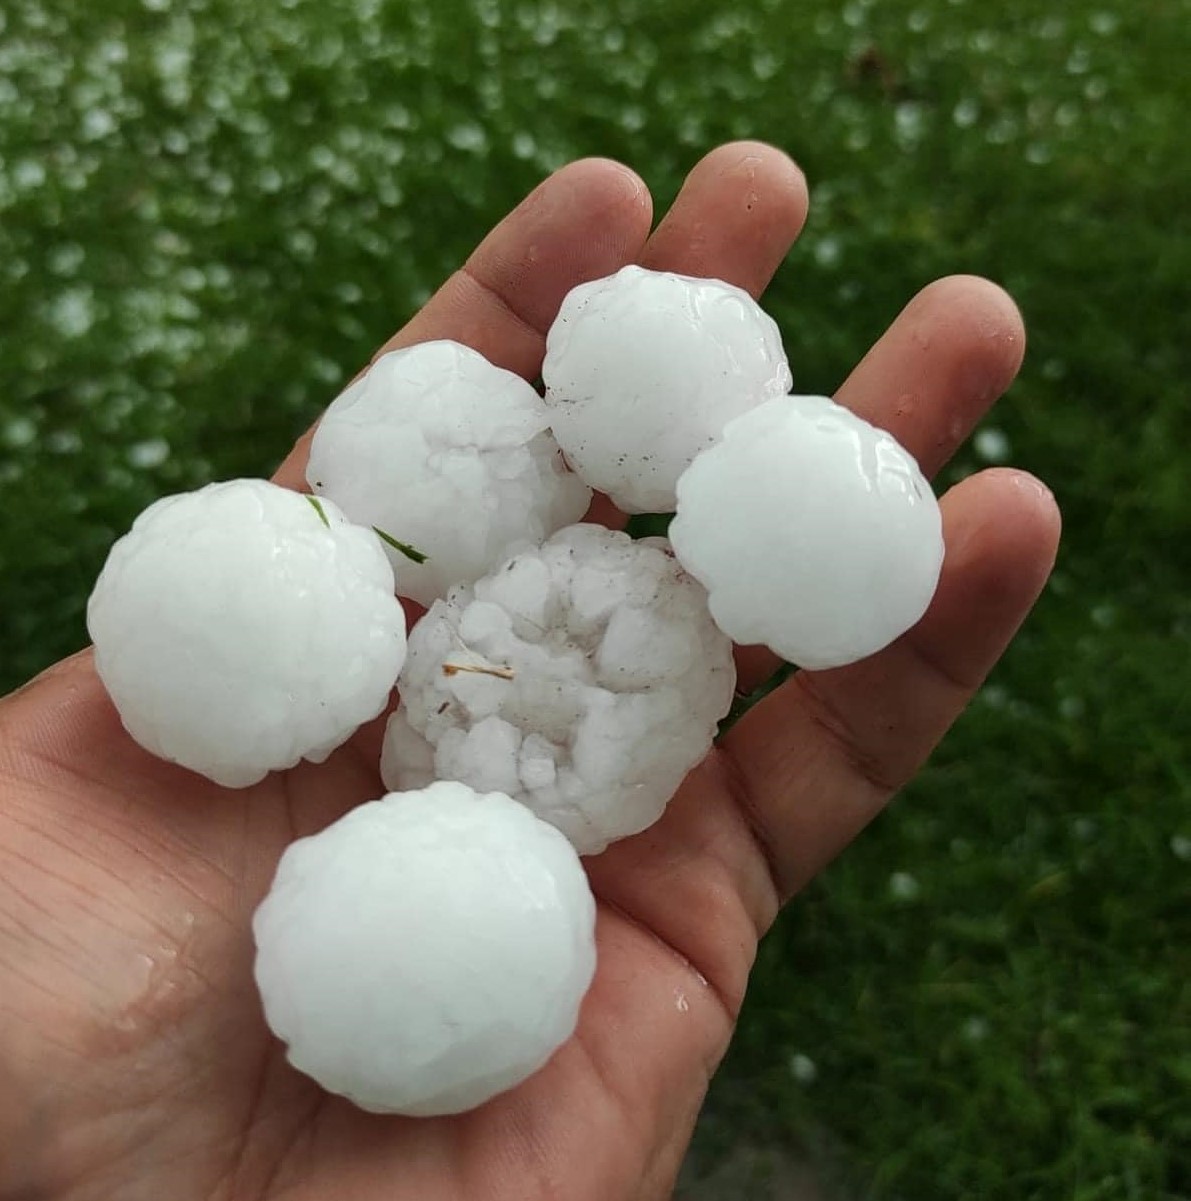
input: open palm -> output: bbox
[0,144,1060,1201]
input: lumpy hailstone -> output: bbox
[86,479,407,787]
[253,782,597,1116]
[541,265,793,513]
[307,340,591,605]
[381,524,736,855]
[671,395,945,669]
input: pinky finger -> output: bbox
[720,466,1062,899]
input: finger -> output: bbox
[734,274,1028,692]
[273,158,653,490]
[837,274,1026,477]
[639,140,809,297]
[588,141,809,530]
[721,467,1061,901]
[584,468,1058,1045]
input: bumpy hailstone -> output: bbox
[86,478,407,788]
[381,524,736,856]
[253,781,597,1116]
[306,340,591,605]
[541,265,792,513]
[670,395,944,670]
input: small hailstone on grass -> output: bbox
[306,340,591,605]
[381,524,736,855]
[86,478,407,787]
[252,781,596,1116]
[670,395,944,670]
[541,265,792,513]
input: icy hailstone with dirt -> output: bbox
[306,340,591,605]
[253,781,597,1115]
[670,395,944,670]
[541,265,793,513]
[381,524,736,855]
[86,479,407,788]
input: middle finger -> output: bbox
[733,273,1028,693]
[586,139,810,531]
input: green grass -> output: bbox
[2,0,1189,1195]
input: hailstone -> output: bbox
[252,781,597,1116]
[86,478,407,787]
[306,340,591,605]
[670,394,944,669]
[541,265,792,513]
[381,524,736,855]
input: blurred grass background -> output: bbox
[1,0,1188,1195]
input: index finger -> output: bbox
[273,157,653,490]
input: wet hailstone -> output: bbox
[842,2,867,28]
[48,288,96,338]
[287,229,316,259]
[888,871,922,901]
[47,243,85,276]
[813,234,842,268]
[671,395,944,670]
[253,783,596,1115]
[308,341,589,606]
[87,479,408,788]
[677,115,704,145]
[13,159,46,189]
[894,101,926,144]
[127,438,171,469]
[3,417,37,450]
[47,429,83,455]
[309,144,335,171]
[751,50,779,81]
[382,525,736,855]
[986,115,1019,145]
[1067,46,1092,74]
[445,122,488,153]
[1071,817,1098,842]
[973,426,1011,463]
[542,266,791,513]
[846,125,871,152]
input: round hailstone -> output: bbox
[86,478,407,787]
[306,340,591,606]
[541,265,792,513]
[381,524,736,855]
[253,781,597,1116]
[670,394,944,670]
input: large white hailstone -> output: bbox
[253,782,597,1116]
[86,479,407,788]
[670,395,945,670]
[541,265,792,513]
[306,340,591,605]
[381,524,736,855]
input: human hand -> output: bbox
[0,142,1060,1200]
